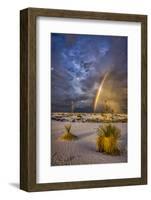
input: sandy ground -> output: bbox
[51,121,127,166]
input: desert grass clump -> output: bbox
[96,124,121,155]
[60,124,78,141]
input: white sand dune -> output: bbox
[51,121,127,166]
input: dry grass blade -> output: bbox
[59,124,78,141]
[96,124,121,155]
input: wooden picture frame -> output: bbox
[20,7,147,192]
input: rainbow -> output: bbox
[94,72,109,112]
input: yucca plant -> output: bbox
[96,124,121,155]
[60,124,78,141]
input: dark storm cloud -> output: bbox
[51,33,127,113]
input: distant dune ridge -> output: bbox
[51,112,127,123]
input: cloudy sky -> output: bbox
[51,33,127,113]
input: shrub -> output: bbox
[60,124,78,141]
[96,124,121,155]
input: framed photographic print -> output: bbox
[20,8,147,191]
